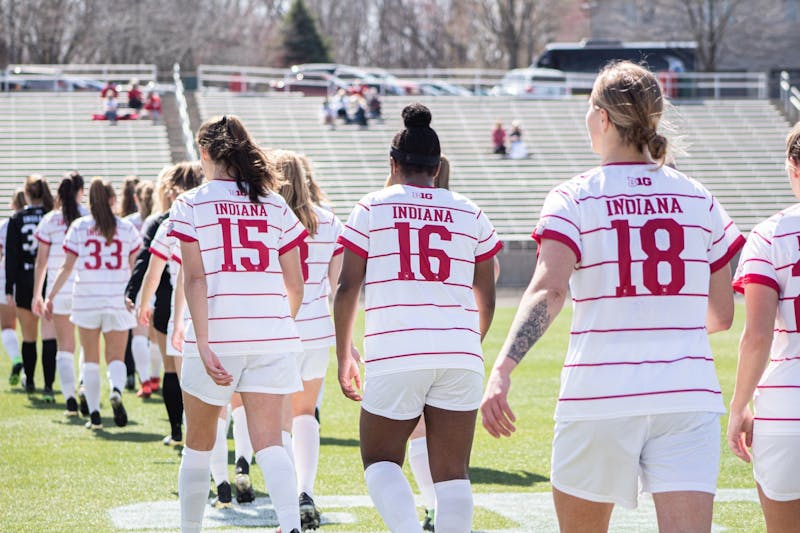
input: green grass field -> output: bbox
[0,304,767,532]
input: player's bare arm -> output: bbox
[333,248,366,401]
[707,262,735,333]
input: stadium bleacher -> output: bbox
[197,94,793,238]
[0,92,172,214]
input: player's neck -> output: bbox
[401,175,434,188]
[600,143,651,166]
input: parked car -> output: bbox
[418,81,473,96]
[274,68,350,96]
[490,68,569,98]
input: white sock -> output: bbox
[56,351,76,400]
[149,340,162,378]
[179,447,212,533]
[2,328,19,362]
[364,461,423,533]
[131,335,151,383]
[434,479,473,533]
[107,360,126,393]
[255,446,300,532]
[282,430,294,465]
[78,350,84,383]
[83,362,101,413]
[408,437,436,509]
[210,417,229,485]
[232,406,252,462]
[292,415,320,496]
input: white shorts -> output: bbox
[71,308,137,333]
[181,353,302,407]
[296,346,330,381]
[361,368,483,420]
[51,292,73,316]
[551,412,720,509]
[753,433,800,501]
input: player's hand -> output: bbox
[338,351,362,401]
[6,294,14,306]
[480,366,517,438]
[198,342,232,386]
[43,298,54,321]
[350,343,362,364]
[727,403,754,463]
[31,295,45,317]
[137,304,152,326]
[171,323,185,353]
[125,297,135,312]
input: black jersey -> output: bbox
[5,205,45,295]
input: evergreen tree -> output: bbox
[279,0,330,66]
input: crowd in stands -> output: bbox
[491,120,528,159]
[95,79,161,125]
[320,87,382,130]
[3,60,800,533]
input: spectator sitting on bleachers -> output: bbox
[144,91,162,125]
[508,120,528,159]
[321,98,336,130]
[100,81,118,99]
[103,93,119,125]
[367,88,382,121]
[128,79,143,114]
[492,121,507,155]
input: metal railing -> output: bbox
[2,64,158,91]
[780,71,800,124]
[173,63,198,161]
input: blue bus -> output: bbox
[534,40,697,73]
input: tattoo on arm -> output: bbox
[506,299,550,364]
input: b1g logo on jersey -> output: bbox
[412,191,433,200]
[627,176,652,187]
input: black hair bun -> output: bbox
[402,103,432,128]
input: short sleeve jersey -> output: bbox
[150,217,181,290]
[34,207,89,299]
[125,212,143,233]
[338,184,502,377]
[732,204,800,435]
[294,206,344,349]
[167,180,307,357]
[63,216,142,313]
[533,163,745,421]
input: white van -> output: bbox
[491,68,568,98]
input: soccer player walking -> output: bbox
[481,61,744,532]
[335,103,501,533]
[728,122,800,531]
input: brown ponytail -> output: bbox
[120,175,139,216]
[135,180,155,218]
[89,178,117,244]
[196,115,278,204]
[275,150,318,237]
[11,188,25,211]
[24,174,54,212]
[58,171,84,226]
[156,162,204,212]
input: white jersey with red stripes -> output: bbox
[533,162,744,421]
[63,216,142,314]
[733,204,800,435]
[150,217,181,290]
[294,205,344,349]
[125,212,143,232]
[338,184,502,377]
[167,179,307,357]
[34,207,89,300]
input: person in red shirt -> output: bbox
[144,91,162,125]
[100,81,118,99]
[492,122,506,155]
[128,79,143,114]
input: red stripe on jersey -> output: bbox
[559,388,721,402]
[187,197,285,210]
[572,292,709,303]
[710,234,745,273]
[169,219,193,228]
[338,237,367,259]
[581,223,711,236]
[756,384,800,389]
[753,417,800,421]
[365,302,462,312]
[478,230,497,244]
[770,356,800,362]
[185,336,300,344]
[537,213,580,232]
[357,202,371,211]
[149,247,169,261]
[563,355,713,368]
[344,224,368,240]
[369,250,474,265]
[302,334,335,342]
[208,292,285,299]
[332,247,344,256]
[172,255,182,265]
[364,326,480,338]
[732,273,780,294]
[35,235,51,245]
[752,230,772,245]
[129,245,141,256]
[371,202,477,216]
[209,315,291,320]
[365,278,472,290]
[578,257,709,271]
[168,230,197,243]
[367,351,483,363]
[574,192,707,204]
[279,229,309,255]
[773,228,800,239]
[295,314,330,323]
[476,240,502,263]
[570,326,706,335]
[63,245,78,256]
[533,229,581,262]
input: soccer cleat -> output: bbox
[42,386,55,403]
[149,376,160,393]
[162,435,183,447]
[125,373,135,392]
[24,376,35,394]
[422,508,435,531]
[65,397,79,416]
[299,492,321,531]
[8,361,23,385]
[78,387,89,416]
[212,481,232,509]
[110,388,128,427]
[85,410,102,429]
[234,456,255,503]
[314,406,320,424]
[136,379,152,399]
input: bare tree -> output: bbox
[474,0,559,69]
